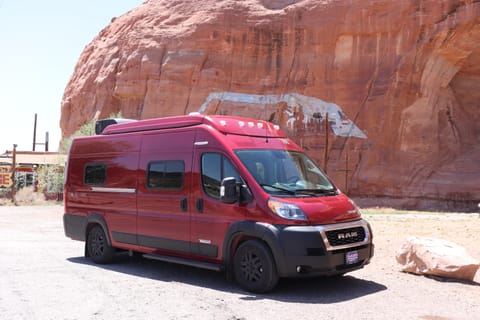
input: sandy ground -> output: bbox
[0,205,479,320]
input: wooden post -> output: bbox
[344,146,349,195]
[33,114,37,151]
[11,144,17,203]
[323,112,329,173]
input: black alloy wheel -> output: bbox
[233,240,278,293]
[87,225,116,264]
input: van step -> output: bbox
[143,253,224,272]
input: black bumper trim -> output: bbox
[63,213,87,241]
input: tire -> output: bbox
[87,225,116,264]
[233,240,279,293]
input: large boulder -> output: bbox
[396,236,480,282]
[60,0,480,210]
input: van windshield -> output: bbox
[235,149,337,197]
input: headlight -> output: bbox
[267,198,307,221]
[347,198,361,215]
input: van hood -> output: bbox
[288,193,361,224]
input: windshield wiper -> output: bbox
[260,184,296,195]
[295,188,338,197]
[261,184,338,197]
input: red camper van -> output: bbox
[63,114,373,292]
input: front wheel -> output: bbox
[87,225,116,264]
[233,240,278,293]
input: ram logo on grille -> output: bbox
[325,227,366,246]
[337,231,358,240]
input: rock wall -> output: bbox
[60,0,480,210]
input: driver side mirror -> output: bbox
[220,177,252,204]
[220,177,238,204]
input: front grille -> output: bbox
[325,227,366,247]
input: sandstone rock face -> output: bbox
[60,0,480,210]
[396,236,480,282]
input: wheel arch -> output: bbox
[84,213,112,257]
[222,221,288,276]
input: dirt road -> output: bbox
[0,205,479,320]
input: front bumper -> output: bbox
[273,219,374,277]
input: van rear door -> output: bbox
[136,129,194,254]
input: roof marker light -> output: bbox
[220,120,227,126]
[238,121,245,127]
[257,123,264,129]
[274,125,280,130]
[248,122,254,127]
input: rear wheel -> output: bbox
[233,240,278,293]
[87,225,115,264]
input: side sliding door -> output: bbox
[136,129,194,255]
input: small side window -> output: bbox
[147,160,184,190]
[84,164,106,185]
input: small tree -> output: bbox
[59,120,95,153]
[37,165,64,195]
[37,119,96,200]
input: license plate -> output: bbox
[345,250,359,265]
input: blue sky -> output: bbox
[0,0,143,153]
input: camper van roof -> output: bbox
[101,114,286,138]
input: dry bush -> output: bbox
[0,197,10,206]
[14,187,46,204]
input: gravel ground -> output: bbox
[0,205,479,320]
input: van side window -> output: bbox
[84,164,106,185]
[201,153,241,199]
[147,160,185,190]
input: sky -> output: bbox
[0,0,143,153]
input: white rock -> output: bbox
[396,236,480,282]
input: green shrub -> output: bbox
[37,165,64,194]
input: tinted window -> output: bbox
[84,164,106,185]
[147,160,184,190]
[201,153,241,199]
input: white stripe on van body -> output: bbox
[90,187,136,194]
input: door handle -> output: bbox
[196,198,203,213]
[180,198,187,212]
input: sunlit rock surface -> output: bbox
[61,0,480,210]
[396,236,480,282]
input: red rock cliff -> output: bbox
[61,0,480,210]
